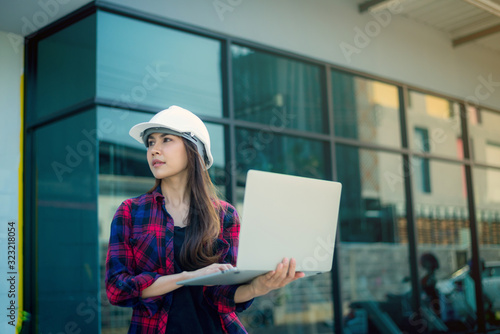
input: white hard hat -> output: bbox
[129,106,214,169]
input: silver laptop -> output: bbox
[177,169,342,286]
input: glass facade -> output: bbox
[474,166,500,327]
[232,45,327,134]
[413,160,476,331]
[468,107,500,167]
[33,110,99,333]
[470,108,500,325]
[407,91,462,159]
[336,145,410,333]
[235,129,329,182]
[25,4,500,333]
[97,12,223,117]
[331,71,402,148]
[34,15,96,121]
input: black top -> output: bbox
[165,226,224,334]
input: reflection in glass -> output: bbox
[331,71,401,148]
[239,276,334,333]
[474,166,500,328]
[468,107,500,167]
[232,45,326,133]
[97,108,227,331]
[235,127,329,203]
[407,91,462,158]
[336,145,406,242]
[413,128,431,193]
[35,110,98,332]
[413,160,479,330]
[335,145,410,333]
[35,15,96,120]
[413,161,469,245]
[98,11,223,118]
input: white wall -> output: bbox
[0,30,23,333]
[106,0,500,110]
[0,0,93,36]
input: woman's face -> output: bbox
[146,132,189,181]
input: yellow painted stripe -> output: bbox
[16,73,24,333]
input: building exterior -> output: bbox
[1,0,500,333]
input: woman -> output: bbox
[105,105,304,333]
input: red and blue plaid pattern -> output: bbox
[105,186,253,333]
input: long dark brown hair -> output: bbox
[147,138,222,270]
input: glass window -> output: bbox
[335,145,410,333]
[413,160,477,328]
[34,109,98,332]
[34,15,96,121]
[474,166,500,330]
[336,145,406,242]
[407,91,462,159]
[97,107,227,331]
[240,276,334,333]
[235,128,329,203]
[232,45,327,133]
[97,11,223,118]
[468,107,500,167]
[234,128,331,333]
[331,70,401,148]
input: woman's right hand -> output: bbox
[143,262,235,297]
[183,263,234,283]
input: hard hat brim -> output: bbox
[129,121,214,169]
[129,121,176,144]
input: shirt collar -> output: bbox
[150,184,164,204]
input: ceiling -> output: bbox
[358,0,500,54]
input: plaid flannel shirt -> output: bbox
[105,186,253,333]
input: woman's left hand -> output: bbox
[249,258,305,297]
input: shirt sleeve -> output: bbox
[203,204,254,314]
[105,200,163,317]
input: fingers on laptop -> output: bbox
[218,263,233,273]
[197,263,233,275]
[215,263,233,272]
